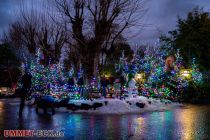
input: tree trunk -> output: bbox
[83,53,95,85]
[82,51,100,86]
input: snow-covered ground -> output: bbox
[68,96,182,114]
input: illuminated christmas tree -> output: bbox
[135,44,203,99]
[191,58,203,86]
[19,48,70,95]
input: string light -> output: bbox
[16,44,203,100]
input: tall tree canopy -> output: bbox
[54,0,145,81]
[5,0,146,83]
[160,8,210,70]
[5,7,68,65]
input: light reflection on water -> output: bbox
[0,99,210,140]
[178,107,196,140]
[0,102,4,112]
[177,106,209,140]
[60,106,210,140]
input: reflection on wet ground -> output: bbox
[0,98,210,140]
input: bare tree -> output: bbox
[6,12,38,55]
[6,4,68,65]
[54,0,145,82]
[37,15,68,64]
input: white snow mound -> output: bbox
[68,96,182,114]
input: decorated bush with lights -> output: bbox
[18,49,72,99]
[134,45,203,100]
[18,44,203,101]
[29,62,70,96]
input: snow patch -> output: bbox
[68,96,182,114]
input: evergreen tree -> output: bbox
[135,44,203,99]
[160,7,210,70]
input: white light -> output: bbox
[181,71,190,77]
[135,73,143,80]
[180,70,191,79]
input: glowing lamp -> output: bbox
[180,69,191,79]
[101,71,111,78]
[105,74,110,78]
[0,87,8,92]
[0,87,9,94]
[135,73,145,83]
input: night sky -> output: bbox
[0,0,210,44]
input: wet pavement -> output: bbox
[0,98,210,140]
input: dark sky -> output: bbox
[0,0,210,44]
[137,0,210,45]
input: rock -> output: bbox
[165,101,171,104]
[92,103,103,110]
[126,101,132,105]
[80,103,92,110]
[58,98,69,107]
[67,103,79,111]
[104,101,108,106]
[136,102,145,108]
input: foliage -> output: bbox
[0,44,21,87]
[0,44,20,65]
[101,42,133,78]
[105,42,134,65]
[134,44,203,99]
[19,49,69,94]
[160,7,210,70]
[54,0,145,80]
